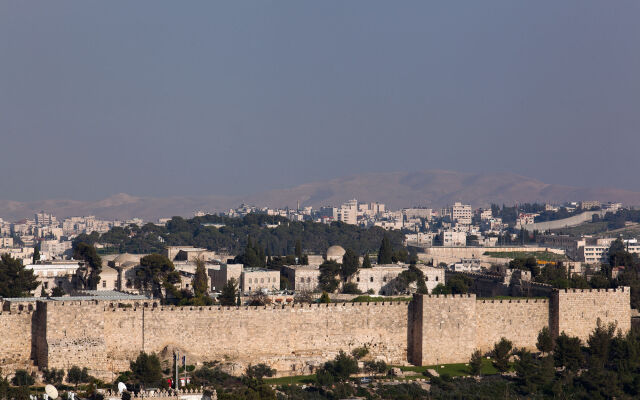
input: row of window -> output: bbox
[247,277,274,284]
[355,276,440,283]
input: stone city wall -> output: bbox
[41,301,409,379]
[553,287,631,343]
[475,299,549,353]
[408,288,630,366]
[0,310,34,372]
[0,288,631,380]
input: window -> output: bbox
[261,278,264,283]
[356,277,360,282]
[307,277,311,283]
[383,277,387,282]
[435,276,439,281]
[248,278,252,284]
[44,282,49,289]
[102,281,106,288]
[425,276,429,281]
[370,277,374,282]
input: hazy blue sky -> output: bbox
[1,1,639,201]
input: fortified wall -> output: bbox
[408,287,631,366]
[0,288,631,381]
[36,301,409,380]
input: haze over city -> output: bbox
[3,3,640,400]
[2,1,640,203]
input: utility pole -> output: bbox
[175,351,179,390]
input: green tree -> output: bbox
[608,238,630,268]
[219,278,238,306]
[469,350,483,376]
[51,286,66,297]
[295,239,303,262]
[341,248,360,280]
[341,282,362,294]
[554,333,584,372]
[32,244,40,264]
[129,352,162,389]
[377,234,394,264]
[72,242,103,289]
[319,291,331,303]
[42,368,65,385]
[431,283,451,295]
[0,254,39,297]
[245,364,276,381]
[316,350,359,385]
[67,366,90,388]
[318,260,340,293]
[362,254,372,268]
[513,348,543,394]
[491,337,513,372]
[192,257,208,298]
[363,360,389,375]
[587,321,616,369]
[11,370,34,387]
[351,346,369,360]
[137,254,179,299]
[536,326,553,354]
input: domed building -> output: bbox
[326,245,346,262]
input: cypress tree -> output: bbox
[33,245,40,264]
[362,254,372,268]
[377,234,393,264]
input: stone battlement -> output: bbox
[560,287,628,293]
[478,298,548,304]
[102,301,410,313]
[0,289,631,382]
[422,293,474,299]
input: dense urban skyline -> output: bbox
[2,1,639,202]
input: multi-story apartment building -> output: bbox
[441,202,472,225]
[442,230,467,247]
[337,199,358,225]
[478,208,493,221]
[515,213,539,228]
[35,211,57,227]
[580,201,601,210]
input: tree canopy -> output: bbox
[129,352,163,388]
[93,214,404,257]
[72,241,102,289]
[0,254,39,297]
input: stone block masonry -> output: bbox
[0,311,34,372]
[552,287,631,343]
[408,288,630,366]
[0,288,631,380]
[39,301,409,380]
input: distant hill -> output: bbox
[2,170,640,221]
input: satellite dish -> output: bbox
[45,385,59,400]
[117,382,127,394]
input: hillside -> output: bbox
[2,170,640,221]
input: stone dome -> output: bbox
[113,253,140,265]
[326,245,346,262]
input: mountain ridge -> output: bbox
[2,170,640,221]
